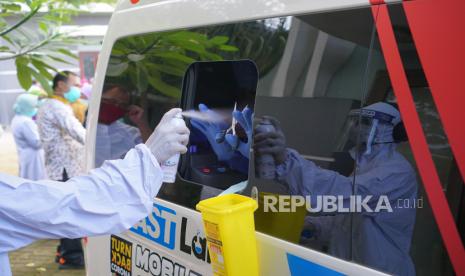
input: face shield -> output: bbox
[336,106,397,155]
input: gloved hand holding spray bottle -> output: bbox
[161,112,186,183]
[145,108,190,183]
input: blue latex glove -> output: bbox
[190,103,235,161]
[225,106,253,159]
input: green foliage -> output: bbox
[198,18,289,77]
[105,30,238,100]
[0,0,116,95]
[104,19,289,105]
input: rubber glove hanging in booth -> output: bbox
[226,106,253,159]
[190,103,235,161]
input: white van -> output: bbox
[84,0,465,275]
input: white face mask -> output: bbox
[372,122,394,144]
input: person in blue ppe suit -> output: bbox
[190,103,253,174]
[253,102,417,276]
[10,94,47,180]
[0,108,190,276]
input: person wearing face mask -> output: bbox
[95,83,153,168]
[60,71,88,124]
[10,94,47,180]
[36,71,88,268]
[253,102,417,276]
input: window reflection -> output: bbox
[252,102,418,275]
[248,6,420,276]
[95,84,150,168]
[179,60,258,190]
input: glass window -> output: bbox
[352,3,464,276]
[178,60,258,190]
[96,18,289,208]
[248,5,377,271]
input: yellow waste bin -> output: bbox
[196,194,259,276]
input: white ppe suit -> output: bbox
[0,144,163,276]
[11,115,46,180]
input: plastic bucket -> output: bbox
[196,194,258,276]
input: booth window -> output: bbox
[95,17,288,208]
[178,60,258,190]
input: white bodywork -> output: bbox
[85,0,394,275]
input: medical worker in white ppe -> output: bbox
[10,94,46,180]
[254,102,417,276]
[0,108,189,276]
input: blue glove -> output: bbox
[190,103,235,161]
[225,106,253,159]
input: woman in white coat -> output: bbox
[10,94,46,180]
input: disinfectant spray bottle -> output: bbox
[161,113,185,183]
[255,119,276,180]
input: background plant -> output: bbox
[0,0,116,95]
[104,18,289,107]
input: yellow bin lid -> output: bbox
[196,194,258,215]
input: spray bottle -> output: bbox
[255,119,276,180]
[161,113,185,183]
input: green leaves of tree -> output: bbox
[14,55,54,95]
[31,57,55,79]
[57,48,78,59]
[31,68,52,94]
[107,18,289,103]
[106,30,238,100]
[1,0,117,91]
[15,56,32,89]
[147,70,180,98]
[1,3,22,12]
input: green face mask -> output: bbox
[25,108,38,117]
[64,86,81,103]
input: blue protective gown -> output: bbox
[277,144,417,276]
[0,144,162,276]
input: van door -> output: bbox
[85,5,418,275]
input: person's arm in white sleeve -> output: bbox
[54,106,86,144]
[0,108,189,254]
[21,119,42,150]
[0,144,161,254]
